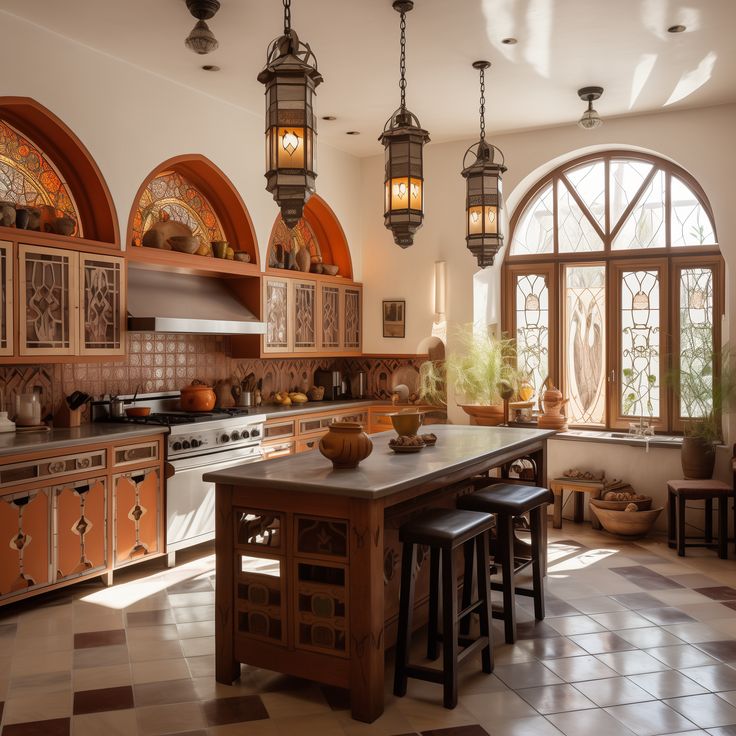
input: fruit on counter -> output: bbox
[307,385,325,401]
[272,392,292,406]
[389,434,426,448]
[288,392,309,404]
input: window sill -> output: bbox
[550,428,683,449]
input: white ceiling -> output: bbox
[3,0,735,156]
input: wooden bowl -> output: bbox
[126,406,151,418]
[167,236,200,254]
[591,496,653,512]
[589,504,662,537]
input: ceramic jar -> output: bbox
[180,380,216,412]
[319,421,373,469]
[538,385,568,431]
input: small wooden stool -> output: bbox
[667,479,734,558]
[393,507,494,709]
[550,479,604,529]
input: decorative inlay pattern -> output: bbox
[83,258,122,350]
[344,288,361,350]
[265,280,288,349]
[293,281,316,349]
[321,286,340,349]
[24,249,72,349]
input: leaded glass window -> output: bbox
[504,152,721,431]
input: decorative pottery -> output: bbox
[25,206,41,231]
[590,504,662,537]
[168,235,200,254]
[234,252,251,263]
[52,216,76,236]
[460,404,505,426]
[681,436,716,479]
[321,263,339,276]
[0,200,16,227]
[39,204,57,233]
[590,496,653,513]
[295,246,311,272]
[307,386,325,401]
[214,378,236,408]
[142,220,192,249]
[388,411,424,436]
[318,421,373,469]
[180,380,216,412]
[537,385,568,431]
[310,262,324,274]
[14,207,30,229]
[212,240,229,258]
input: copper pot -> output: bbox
[180,380,216,412]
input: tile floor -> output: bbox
[1,524,736,736]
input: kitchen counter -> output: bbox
[0,423,170,459]
[258,398,443,419]
[205,425,552,499]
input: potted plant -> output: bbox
[418,358,447,407]
[444,325,520,425]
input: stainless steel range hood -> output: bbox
[127,266,266,335]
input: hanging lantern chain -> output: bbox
[478,65,486,142]
[283,0,291,34]
[399,10,407,110]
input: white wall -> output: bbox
[0,11,364,278]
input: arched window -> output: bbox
[502,151,722,432]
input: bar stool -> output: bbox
[458,483,552,644]
[393,507,494,709]
[666,479,734,558]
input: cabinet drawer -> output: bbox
[296,436,322,453]
[335,411,369,426]
[113,441,159,467]
[261,440,296,460]
[298,415,333,435]
[0,449,106,490]
[263,420,296,441]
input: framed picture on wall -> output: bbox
[383,300,406,338]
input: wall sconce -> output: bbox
[434,260,447,322]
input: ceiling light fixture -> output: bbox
[201,64,220,72]
[379,1,430,248]
[501,37,518,45]
[185,0,220,55]
[346,131,361,135]
[667,24,687,33]
[321,115,337,121]
[577,86,604,130]
[258,0,323,228]
[461,61,507,268]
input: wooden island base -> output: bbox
[209,426,552,722]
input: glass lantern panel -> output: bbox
[389,177,410,211]
[484,205,498,235]
[468,206,483,235]
[409,178,422,211]
[277,127,306,168]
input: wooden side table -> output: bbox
[550,479,604,529]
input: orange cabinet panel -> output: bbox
[54,477,107,582]
[0,489,50,598]
[113,466,161,566]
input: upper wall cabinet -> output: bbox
[0,241,13,357]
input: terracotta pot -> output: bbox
[319,421,373,469]
[681,436,716,479]
[460,404,505,426]
[180,380,216,412]
[14,207,30,229]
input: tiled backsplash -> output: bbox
[0,333,428,421]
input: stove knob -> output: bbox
[172,441,182,451]
[251,428,260,438]
[241,429,250,439]
[182,440,191,450]
[230,431,240,441]
[190,439,201,448]
[220,433,230,443]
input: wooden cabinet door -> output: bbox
[18,244,78,356]
[293,279,317,352]
[342,285,362,352]
[0,488,51,599]
[112,466,161,567]
[0,241,13,356]
[263,277,290,353]
[320,284,340,351]
[54,477,107,582]
[79,253,126,355]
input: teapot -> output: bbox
[538,383,568,431]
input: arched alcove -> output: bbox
[266,194,353,280]
[0,96,118,245]
[126,154,259,267]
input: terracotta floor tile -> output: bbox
[135,701,206,736]
[0,717,71,736]
[516,683,595,714]
[695,587,736,601]
[421,727,490,736]
[572,677,654,707]
[73,685,134,714]
[72,644,129,670]
[663,692,736,728]
[629,670,708,698]
[645,644,720,669]
[547,707,638,736]
[595,649,670,676]
[202,694,269,726]
[590,611,654,630]
[125,609,176,628]
[73,629,127,649]
[70,708,138,736]
[172,605,215,623]
[610,566,684,591]
[695,640,736,662]
[569,597,628,615]
[680,664,736,692]
[605,700,697,735]
[614,626,683,649]
[72,664,132,692]
[165,577,213,594]
[133,677,199,707]
[567,632,635,655]
[610,593,664,610]
[543,655,619,683]
[514,637,588,660]
[637,607,698,625]
[547,616,606,636]
[3,690,72,724]
[131,657,190,685]
[7,671,71,699]
[493,661,562,689]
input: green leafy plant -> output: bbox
[418,359,447,406]
[445,325,521,405]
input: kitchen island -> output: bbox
[205,425,554,722]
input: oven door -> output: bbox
[167,446,263,552]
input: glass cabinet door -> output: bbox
[342,286,361,351]
[263,277,290,353]
[0,241,13,356]
[79,254,126,355]
[320,284,340,350]
[293,279,317,351]
[18,244,78,356]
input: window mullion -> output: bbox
[609,166,658,242]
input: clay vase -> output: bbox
[319,421,373,469]
[0,201,16,227]
[25,206,41,231]
[14,207,30,229]
[295,246,311,272]
[52,216,76,236]
[681,436,716,479]
[537,385,568,431]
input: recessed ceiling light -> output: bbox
[346,131,360,135]
[667,24,686,33]
[321,115,337,121]
[501,37,518,45]
[201,64,220,71]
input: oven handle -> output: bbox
[171,448,264,473]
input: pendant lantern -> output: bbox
[379,0,430,248]
[258,0,323,228]
[461,61,507,268]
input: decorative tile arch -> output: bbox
[127,154,259,266]
[0,97,119,245]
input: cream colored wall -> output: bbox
[360,102,736,424]
[0,11,364,279]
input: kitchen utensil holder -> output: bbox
[55,402,82,428]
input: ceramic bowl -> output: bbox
[388,411,424,436]
[321,263,339,276]
[590,504,662,537]
[233,252,251,263]
[167,235,200,254]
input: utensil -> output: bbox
[110,397,126,418]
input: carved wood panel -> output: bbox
[343,287,361,350]
[321,285,340,350]
[0,241,13,356]
[264,278,289,352]
[293,280,316,350]
[80,254,126,355]
[113,467,160,566]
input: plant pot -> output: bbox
[460,404,504,426]
[681,436,716,479]
[319,421,373,469]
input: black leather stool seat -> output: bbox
[400,508,494,547]
[458,483,553,515]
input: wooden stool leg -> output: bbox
[427,546,440,660]
[498,513,516,644]
[733,494,736,556]
[667,488,676,548]
[459,540,474,638]
[530,505,545,621]
[441,546,458,709]
[677,497,686,557]
[718,497,728,559]
[475,533,493,674]
[573,490,584,523]
[393,542,416,698]
[553,489,562,529]
[705,498,713,544]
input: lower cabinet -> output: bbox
[112,466,162,566]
